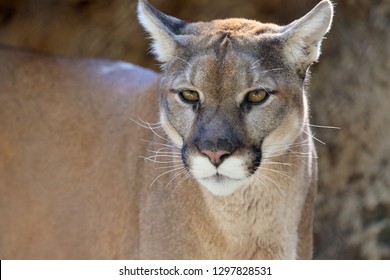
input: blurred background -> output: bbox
[0,0,389,259]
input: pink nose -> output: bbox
[201,150,230,166]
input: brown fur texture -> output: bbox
[0,46,159,258]
[0,0,389,259]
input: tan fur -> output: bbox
[0,0,332,259]
[0,47,160,259]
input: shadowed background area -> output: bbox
[0,0,389,259]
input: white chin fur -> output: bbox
[198,177,249,196]
[191,156,249,196]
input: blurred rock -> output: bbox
[310,0,390,259]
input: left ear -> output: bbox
[137,0,187,64]
[282,0,334,74]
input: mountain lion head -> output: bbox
[138,0,333,196]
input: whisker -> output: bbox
[170,171,191,196]
[263,142,311,158]
[308,124,341,129]
[130,117,170,143]
[259,166,290,176]
[144,153,182,158]
[137,116,161,126]
[263,141,310,155]
[251,176,270,192]
[299,122,341,130]
[164,168,188,190]
[265,144,311,155]
[172,55,193,69]
[146,152,182,157]
[142,154,182,160]
[147,157,183,162]
[159,69,190,81]
[255,170,276,185]
[249,58,263,70]
[250,172,273,192]
[143,160,183,165]
[156,164,186,170]
[258,167,295,181]
[141,156,183,164]
[302,130,326,145]
[261,161,293,167]
[249,58,283,74]
[170,55,208,77]
[287,141,311,148]
[264,154,318,160]
[149,166,185,189]
[146,149,181,155]
[130,116,161,130]
[260,67,283,74]
[255,172,283,194]
[146,147,181,162]
[263,139,309,149]
[140,139,180,150]
[287,151,313,155]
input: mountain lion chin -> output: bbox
[198,175,249,196]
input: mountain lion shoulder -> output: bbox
[0,0,333,259]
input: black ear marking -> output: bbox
[140,0,188,36]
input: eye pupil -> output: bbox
[246,90,268,104]
[179,90,199,103]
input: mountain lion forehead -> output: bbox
[184,18,282,36]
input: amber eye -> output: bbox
[246,89,269,104]
[179,89,199,103]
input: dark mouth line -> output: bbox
[201,173,244,182]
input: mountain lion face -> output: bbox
[159,28,305,196]
[139,0,332,196]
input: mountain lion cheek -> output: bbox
[160,109,184,147]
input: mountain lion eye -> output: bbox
[246,89,269,104]
[179,90,199,103]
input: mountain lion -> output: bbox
[0,0,333,259]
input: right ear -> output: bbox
[281,0,333,75]
[137,0,187,63]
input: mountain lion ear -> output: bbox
[282,0,334,74]
[137,0,187,63]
